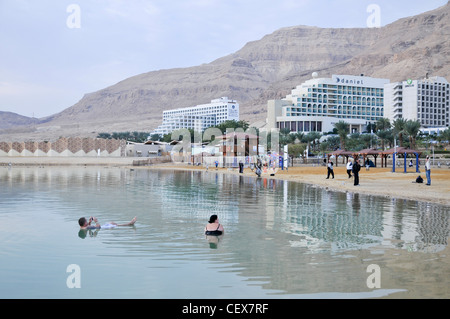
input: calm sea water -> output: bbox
[0,166,448,299]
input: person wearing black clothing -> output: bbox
[326,160,334,179]
[352,159,361,186]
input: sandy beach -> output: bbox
[2,156,450,207]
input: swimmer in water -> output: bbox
[78,216,137,230]
[205,214,224,236]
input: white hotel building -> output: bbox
[151,97,239,136]
[266,74,390,134]
[384,76,449,131]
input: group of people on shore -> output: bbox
[327,155,432,186]
[326,158,361,186]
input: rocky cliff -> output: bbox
[1,2,449,141]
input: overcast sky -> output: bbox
[0,0,447,118]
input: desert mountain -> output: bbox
[0,111,41,130]
[1,2,449,141]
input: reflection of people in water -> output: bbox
[206,234,222,249]
[78,216,137,239]
[78,228,100,239]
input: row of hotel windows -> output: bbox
[417,83,450,90]
[285,114,380,122]
[420,119,449,126]
[419,113,449,119]
[419,96,448,104]
[278,121,323,132]
[419,90,449,96]
[396,102,448,109]
[306,86,384,96]
[418,107,450,113]
[164,105,230,115]
[164,111,228,119]
[287,105,382,116]
[164,115,236,128]
[297,96,383,106]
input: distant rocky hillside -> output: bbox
[0,111,41,130]
[1,2,449,142]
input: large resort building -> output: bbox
[150,75,449,140]
[384,76,449,131]
[266,74,390,134]
[151,97,239,136]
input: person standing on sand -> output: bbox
[425,156,431,185]
[352,159,361,186]
[326,160,334,179]
[346,159,353,178]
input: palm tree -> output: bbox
[376,129,391,151]
[440,128,450,147]
[404,119,421,150]
[333,120,349,149]
[360,134,373,149]
[376,117,391,131]
[279,127,294,147]
[293,132,304,144]
[306,131,321,153]
[392,118,406,147]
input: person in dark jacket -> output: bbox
[326,160,334,179]
[352,159,361,186]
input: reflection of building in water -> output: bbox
[271,182,384,251]
[410,202,448,252]
[271,180,449,253]
[154,169,240,225]
[381,199,449,253]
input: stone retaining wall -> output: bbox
[0,137,126,157]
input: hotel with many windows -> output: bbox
[151,97,239,136]
[384,76,449,130]
[266,74,390,134]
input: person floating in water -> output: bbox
[205,214,224,236]
[78,216,137,230]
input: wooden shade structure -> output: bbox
[356,148,381,167]
[326,149,357,167]
[381,147,422,173]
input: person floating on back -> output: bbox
[78,216,137,230]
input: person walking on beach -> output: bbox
[346,159,353,178]
[352,159,361,186]
[425,156,431,185]
[326,160,334,179]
